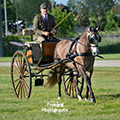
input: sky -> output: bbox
[54,0,68,5]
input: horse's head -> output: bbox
[87,26,101,56]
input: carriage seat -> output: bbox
[22,29,59,64]
[22,29,34,36]
[22,29,34,41]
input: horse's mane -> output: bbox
[83,26,90,32]
[78,26,90,39]
[79,26,95,39]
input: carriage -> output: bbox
[10,29,82,99]
[10,26,103,102]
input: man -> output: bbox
[33,3,58,43]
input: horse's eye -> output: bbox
[89,38,93,43]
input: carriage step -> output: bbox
[35,78,44,86]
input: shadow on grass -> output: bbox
[96,93,120,101]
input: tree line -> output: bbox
[1,0,120,37]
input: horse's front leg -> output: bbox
[85,71,95,102]
[85,75,96,102]
[77,66,96,102]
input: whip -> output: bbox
[53,0,86,29]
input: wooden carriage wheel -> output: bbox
[11,50,32,99]
[62,68,82,98]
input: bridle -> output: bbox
[66,30,103,59]
[68,31,99,52]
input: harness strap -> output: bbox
[66,36,81,57]
[69,53,92,59]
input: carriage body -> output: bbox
[10,29,79,99]
[25,41,58,64]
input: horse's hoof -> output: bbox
[78,95,82,102]
[79,99,82,102]
[58,96,61,100]
[90,98,96,103]
[85,97,88,101]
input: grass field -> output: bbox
[0,66,120,120]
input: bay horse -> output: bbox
[44,26,101,103]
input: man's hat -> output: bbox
[40,3,48,9]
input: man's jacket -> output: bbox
[33,13,57,40]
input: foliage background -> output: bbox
[49,7,76,37]
[1,0,120,33]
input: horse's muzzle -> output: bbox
[93,50,100,56]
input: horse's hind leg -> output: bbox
[73,71,82,101]
[58,76,62,99]
[79,77,84,99]
[57,64,64,99]
[85,85,89,101]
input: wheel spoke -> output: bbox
[78,80,82,84]
[22,81,25,98]
[12,72,19,77]
[64,76,70,84]
[23,71,29,77]
[20,54,22,67]
[22,76,30,82]
[15,80,21,91]
[69,81,71,96]
[22,81,28,97]
[17,53,20,67]
[15,57,20,71]
[66,80,70,90]
[17,81,21,97]
[20,82,22,99]
[22,64,27,75]
[12,64,20,74]
[72,83,74,98]
[22,58,25,73]
[12,77,20,83]
[22,79,30,90]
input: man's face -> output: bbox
[40,8,48,15]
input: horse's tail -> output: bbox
[43,67,58,87]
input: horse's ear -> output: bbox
[96,26,100,31]
[90,26,93,31]
[88,26,93,32]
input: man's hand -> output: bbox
[43,31,50,36]
[51,30,56,35]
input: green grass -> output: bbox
[0,57,12,62]
[0,66,120,120]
